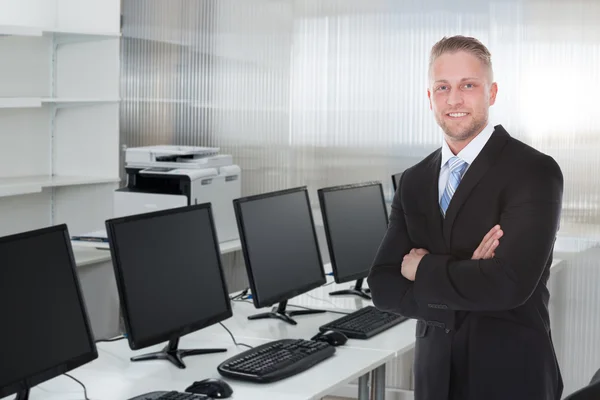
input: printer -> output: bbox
[114,145,241,242]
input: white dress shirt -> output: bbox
[438,123,495,202]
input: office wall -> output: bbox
[121,0,600,237]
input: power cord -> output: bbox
[230,288,250,301]
[219,322,253,349]
[231,298,254,306]
[64,373,90,400]
[95,334,126,343]
[288,304,350,315]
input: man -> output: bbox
[367,35,564,400]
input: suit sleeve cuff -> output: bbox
[413,253,454,309]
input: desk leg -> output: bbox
[371,364,386,400]
[358,373,369,400]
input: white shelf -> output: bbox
[46,29,121,45]
[1,25,119,41]
[46,27,120,37]
[0,24,42,37]
[0,97,119,109]
[0,175,120,198]
[43,97,120,106]
[0,97,42,108]
[0,0,121,236]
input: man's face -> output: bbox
[427,51,497,142]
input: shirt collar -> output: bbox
[440,122,495,168]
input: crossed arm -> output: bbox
[401,225,502,281]
[367,157,563,315]
[366,188,502,318]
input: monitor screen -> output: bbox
[234,187,326,308]
[106,203,232,350]
[318,182,389,283]
[0,225,97,399]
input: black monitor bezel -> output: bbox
[0,224,98,399]
[317,181,389,284]
[105,203,233,351]
[392,172,403,192]
[233,186,327,308]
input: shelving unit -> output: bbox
[0,0,121,237]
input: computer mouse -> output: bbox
[311,330,348,346]
[185,378,233,399]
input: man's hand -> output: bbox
[472,224,503,260]
[402,248,429,281]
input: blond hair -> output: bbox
[429,35,494,82]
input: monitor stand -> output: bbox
[247,300,325,326]
[130,337,226,369]
[329,278,371,300]
[15,390,29,400]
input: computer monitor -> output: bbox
[233,186,327,325]
[318,181,389,300]
[0,225,98,400]
[105,203,233,369]
[392,172,403,191]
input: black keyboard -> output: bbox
[319,306,407,339]
[217,338,335,383]
[128,391,209,400]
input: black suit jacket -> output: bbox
[368,125,564,400]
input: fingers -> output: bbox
[485,229,503,258]
[481,238,499,259]
[410,248,429,256]
[472,225,503,260]
[479,234,495,256]
[482,224,501,243]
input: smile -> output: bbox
[446,112,469,118]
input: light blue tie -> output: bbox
[440,157,468,217]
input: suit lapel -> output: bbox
[442,125,511,248]
[425,149,448,253]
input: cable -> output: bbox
[229,287,249,301]
[219,322,253,349]
[95,334,126,343]
[288,304,350,315]
[305,291,339,308]
[64,373,89,400]
[232,298,253,304]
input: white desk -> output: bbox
[288,266,372,312]
[240,262,416,357]
[63,249,565,400]
[21,334,394,400]
[219,297,417,358]
[193,297,415,400]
